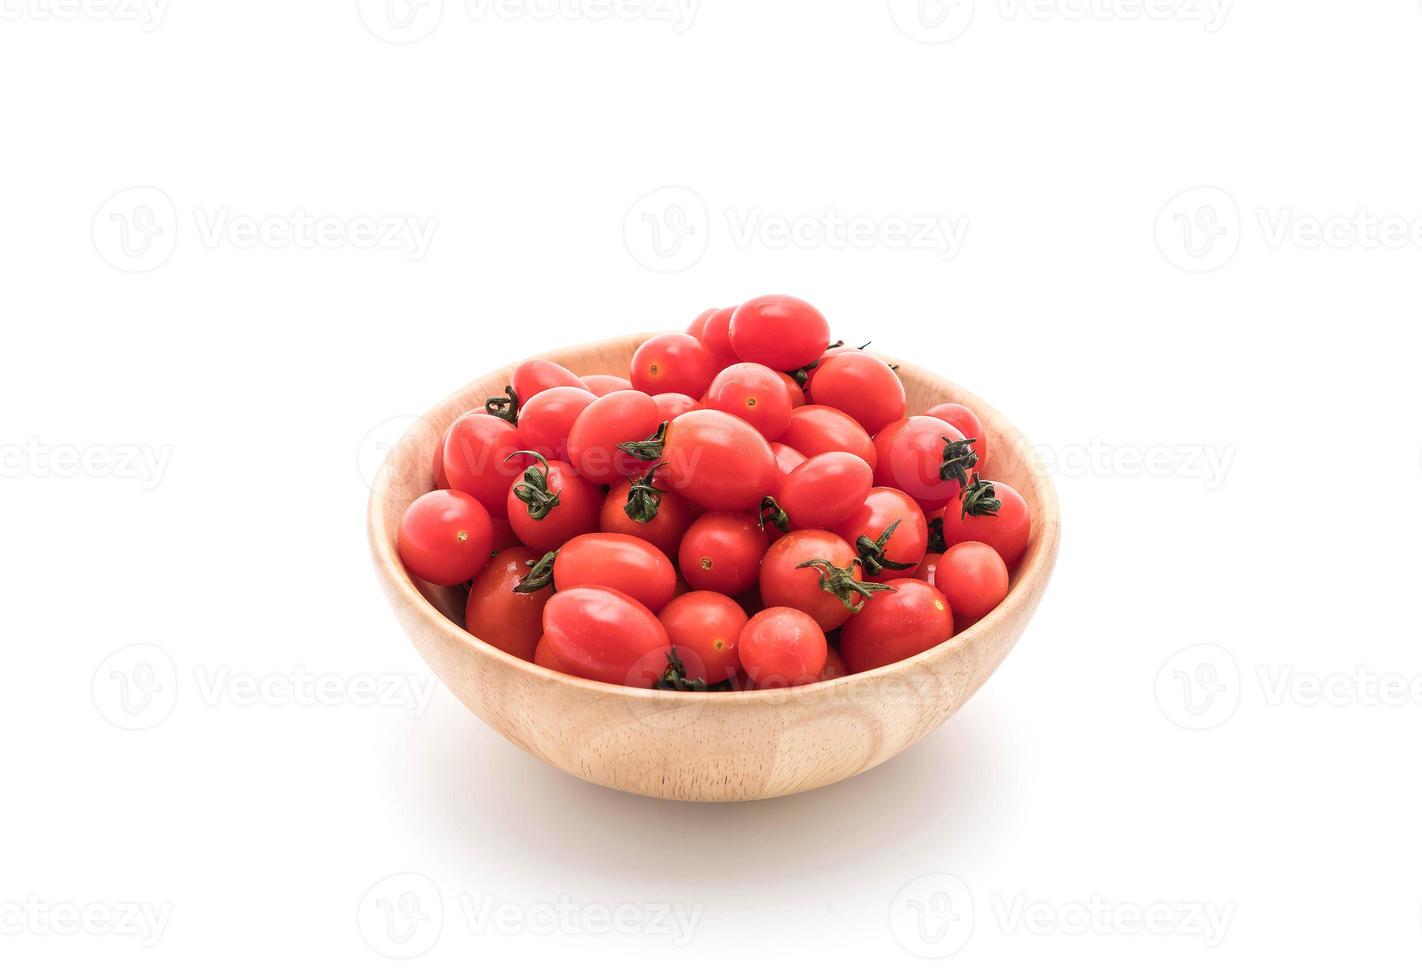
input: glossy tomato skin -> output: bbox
[779,405,877,470]
[807,349,906,436]
[599,479,696,558]
[769,442,807,493]
[655,410,777,511]
[840,579,954,674]
[820,645,848,682]
[779,452,873,530]
[540,587,672,687]
[872,415,975,510]
[925,403,988,467]
[580,374,632,397]
[738,607,828,688]
[398,490,495,586]
[489,517,522,552]
[566,389,662,482]
[779,372,807,409]
[678,512,768,595]
[517,386,597,462]
[432,425,451,489]
[552,532,677,613]
[513,359,587,400]
[759,529,866,631]
[657,591,749,685]
[935,541,1010,622]
[651,392,701,421]
[694,307,739,370]
[835,486,929,582]
[702,363,794,440]
[505,456,603,553]
[465,547,549,661]
[941,478,1031,568]
[728,295,831,371]
[631,334,716,399]
[443,412,525,519]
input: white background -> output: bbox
[3,0,1421,975]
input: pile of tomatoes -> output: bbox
[397,295,1031,691]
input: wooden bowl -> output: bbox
[368,335,1060,802]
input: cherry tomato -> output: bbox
[934,541,1009,622]
[779,452,873,529]
[941,475,1032,567]
[397,489,494,586]
[600,467,696,558]
[835,486,928,582]
[443,412,525,519]
[549,532,677,613]
[925,403,988,467]
[658,591,748,685]
[738,607,827,688]
[779,371,807,409]
[686,307,717,339]
[504,452,603,553]
[489,517,522,552]
[618,409,777,512]
[540,587,672,687]
[915,552,944,589]
[807,349,906,436]
[872,415,978,510]
[513,359,587,401]
[631,333,716,399]
[517,386,597,462]
[840,579,954,674]
[728,295,831,371]
[820,644,848,681]
[678,512,768,595]
[580,374,632,396]
[651,392,701,420]
[779,404,877,469]
[702,363,794,440]
[769,442,807,493]
[694,307,739,369]
[566,389,662,482]
[432,425,451,489]
[759,529,892,631]
[465,546,549,661]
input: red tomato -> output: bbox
[517,386,597,462]
[702,363,794,440]
[686,307,717,339]
[397,490,494,586]
[678,512,768,595]
[807,349,906,436]
[779,405,877,469]
[738,607,827,688]
[513,359,587,401]
[580,374,632,396]
[935,541,1009,621]
[657,591,749,685]
[651,391,701,420]
[504,452,603,553]
[465,547,549,661]
[443,412,525,519]
[840,579,954,674]
[759,529,893,631]
[631,333,716,399]
[550,532,677,612]
[432,425,450,489]
[925,403,988,467]
[779,371,807,409]
[835,486,928,582]
[540,587,672,687]
[915,552,944,589]
[618,409,777,511]
[779,452,873,529]
[694,307,739,369]
[600,467,696,557]
[820,645,848,681]
[872,415,978,510]
[941,475,1032,567]
[566,389,662,482]
[728,295,831,371]
[489,517,522,552]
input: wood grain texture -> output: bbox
[368,335,1061,802]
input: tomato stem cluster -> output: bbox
[507,451,561,520]
[853,518,917,576]
[653,648,722,692]
[617,420,671,462]
[485,385,520,424]
[622,462,669,524]
[759,496,790,532]
[939,437,979,489]
[514,549,558,593]
[959,473,1002,519]
[795,557,896,612]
